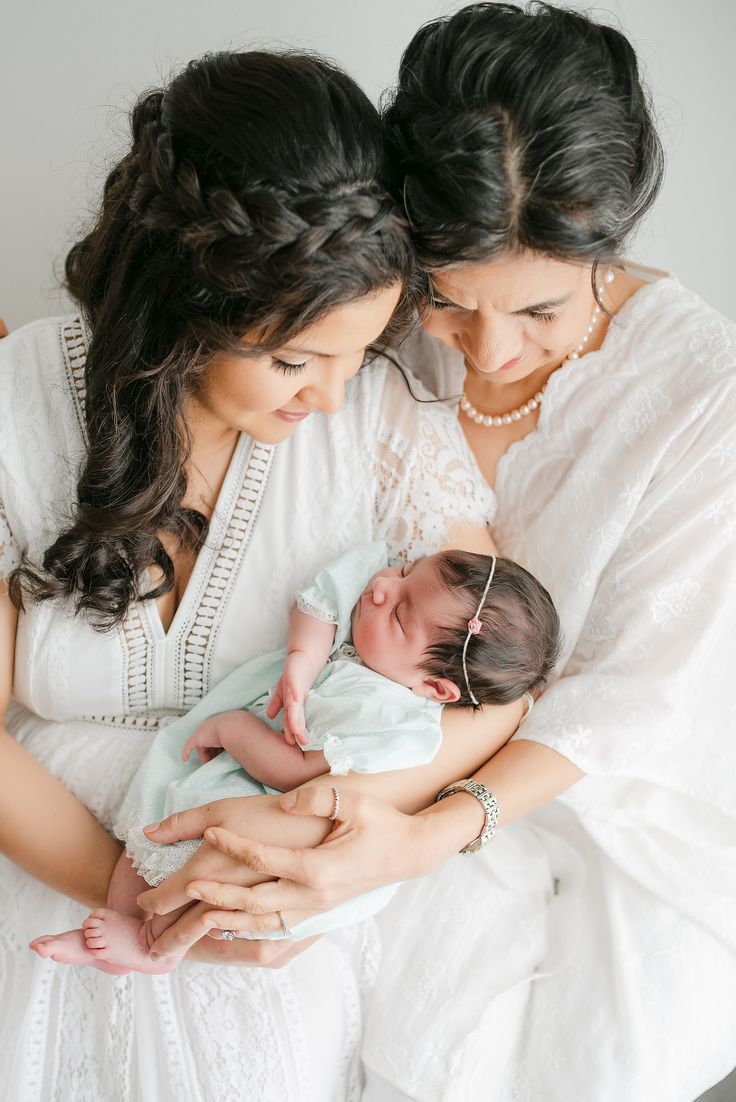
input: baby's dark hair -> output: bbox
[424,551,562,707]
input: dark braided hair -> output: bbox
[424,551,562,707]
[384,2,664,291]
[10,50,416,629]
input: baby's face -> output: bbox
[350,554,458,697]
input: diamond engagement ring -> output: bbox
[329,785,340,821]
[220,929,237,941]
[278,911,293,938]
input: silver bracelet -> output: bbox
[436,779,500,855]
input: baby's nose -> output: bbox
[371,576,389,604]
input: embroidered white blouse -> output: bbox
[361,272,736,1102]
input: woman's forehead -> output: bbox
[431,254,590,308]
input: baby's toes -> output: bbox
[29,935,57,957]
[83,908,108,927]
[84,932,107,950]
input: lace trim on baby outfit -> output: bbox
[323,734,352,776]
[295,596,338,623]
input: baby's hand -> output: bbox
[266,652,312,747]
[182,716,226,765]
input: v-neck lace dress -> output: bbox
[0,316,492,1102]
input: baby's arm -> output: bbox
[183,709,329,791]
[267,607,336,745]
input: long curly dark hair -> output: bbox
[384,2,664,283]
[10,50,416,629]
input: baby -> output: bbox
[31,541,561,974]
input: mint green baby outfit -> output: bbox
[114,542,443,940]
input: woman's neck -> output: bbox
[182,395,241,517]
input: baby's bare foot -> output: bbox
[82,909,181,975]
[29,930,129,976]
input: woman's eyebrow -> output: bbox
[277,346,321,357]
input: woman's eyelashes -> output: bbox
[271,357,308,375]
[430,294,559,324]
[430,295,465,313]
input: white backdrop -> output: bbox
[1,0,734,327]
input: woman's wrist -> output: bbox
[415,790,488,865]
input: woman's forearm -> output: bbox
[300,696,528,815]
[414,738,584,859]
[0,728,121,907]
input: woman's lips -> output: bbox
[498,354,525,372]
[464,352,526,375]
[274,408,311,423]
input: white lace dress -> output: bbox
[0,316,492,1102]
[361,274,736,1102]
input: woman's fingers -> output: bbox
[203,907,312,938]
[187,878,324,914]
[280,782,365,824]
[148,907,219,958]
[137,841,230,913]
[204,827,322,885]
[142,805,220,843]
[149,905,308,956]
[137,866,196,915]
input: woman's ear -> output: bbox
[416,676,461,704]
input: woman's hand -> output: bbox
[137,785,455,958]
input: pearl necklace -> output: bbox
[460,268,615,428]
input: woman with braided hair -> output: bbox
[0,47,522,1101]
[132,6,735,1101]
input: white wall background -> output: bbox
[1,0,735,328]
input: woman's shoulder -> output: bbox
[0,314,88,552]
[613,273,736,399]
[0,312,88,415]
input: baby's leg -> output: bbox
[79,902,194,974]
[106,852,149,916]
[30,853,190,974]
[29,851,143,974]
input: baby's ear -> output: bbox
[417,676,461,704]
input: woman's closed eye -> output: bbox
[430,295,469,314]
[271,357,308,375]
[524,310,559,323]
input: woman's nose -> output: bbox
[301,354,362,415]
[460,318,522,374]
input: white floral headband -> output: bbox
[461,555,496,706]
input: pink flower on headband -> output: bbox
[467,617,482,635]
